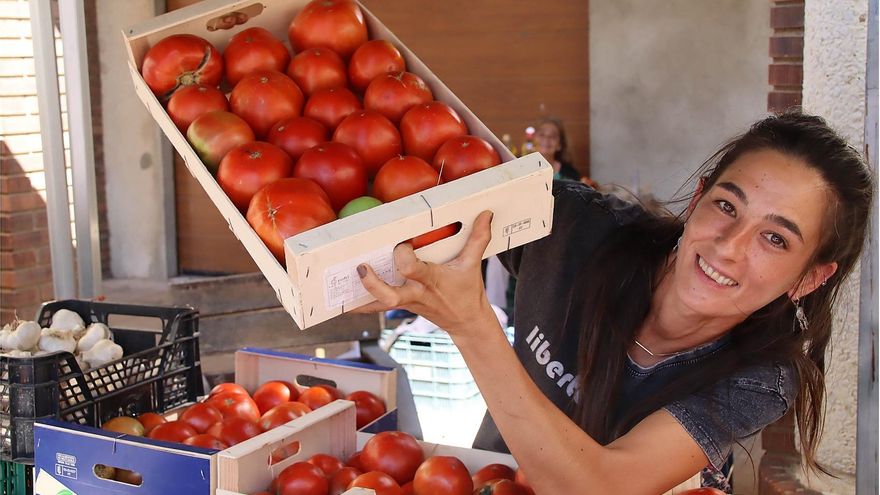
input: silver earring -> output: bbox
[794,298,809,331]
[673,236,682,252]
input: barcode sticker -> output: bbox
[325,245,396,310]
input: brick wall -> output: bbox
[768,1,804,111]
[760,1,810,494]
[0,0,108,324]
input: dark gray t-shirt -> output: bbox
[473,181,796,489]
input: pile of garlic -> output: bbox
[0,309,124,370]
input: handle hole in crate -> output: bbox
[205,3,265,32]
[409,340,433,349]
[295,374,338,390]
[94,464,143,486]
[107,314,163,333]
[269,440,301,466]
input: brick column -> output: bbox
[768,1,804,111]
[760,2,813,493]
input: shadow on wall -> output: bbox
[0,140,55,323]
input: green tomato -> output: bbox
[339,196,383,218]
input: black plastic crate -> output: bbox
[0,300,204,463]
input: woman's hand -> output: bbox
[355,211,495,335]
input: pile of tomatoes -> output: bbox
[102,380,385,453]
[140,0,502,264]
[250,429,534,495]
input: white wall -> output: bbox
[801,0,868,492]
[97,0,171,279]
[589,0,769,203]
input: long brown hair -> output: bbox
[570,112,873,474]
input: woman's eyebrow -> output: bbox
[766,214,804,242]
[717,181,747,203]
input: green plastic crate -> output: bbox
[0,460,32,495]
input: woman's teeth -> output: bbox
[697,256,738,287]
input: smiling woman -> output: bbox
[354,112,874,494]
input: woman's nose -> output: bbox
[715,223,750,259]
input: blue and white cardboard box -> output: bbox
[33,348,397,494]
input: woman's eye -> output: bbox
[763,232,788,249]
[715,200,735,215]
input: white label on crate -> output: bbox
[325,245,396,309]
[502,218,531,237]
[54,452,78,480]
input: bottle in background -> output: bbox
[501,133,517,157]
[521,126,536,157]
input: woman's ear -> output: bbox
[789,261,838,300]
[685,176,709,219]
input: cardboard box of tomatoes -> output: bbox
[122,0,555,330]
[31,348,399,494]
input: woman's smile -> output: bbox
[695,254,739,287]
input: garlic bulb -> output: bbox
[50,309,85,333]
[74,354,91,371]
[0,328,10,350]
[5,320,41,351]
[38,328,77,354]
[82,339,123,368]
[76,323,112,353]
[1,349,32,357]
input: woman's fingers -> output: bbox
[350,299,390,314]
[455,211,494,265]
[394,242,432,283]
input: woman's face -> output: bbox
[535,122,562,160]
[673,149,837,319]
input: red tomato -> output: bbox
[246,178,336,263]
[345,390,386,429]
[346,451,366,471]
[277,380,300,401]
[166,84,229,133]
[307,453,345,478]
[253,380,293,415]
[298,384,343,410]
[293,142,368,212]
[182,433,228,450]
[348,471,402,495]
[141,34,223,99]
[432,135,501,182]
[330,466,362,495]
[136,412,167,435]
[332,110,402,177]
[472,463,516,489]
[267,116,328,162]
[513,469,534,495]
[230,70,304,138]
[224,27,290,87]
[400,102,468,163]
[372,156,439,203]
[677,490,727,495]
[287,47,348,96]
[180,402,223,434]
[187,110,255,174]
[413,456,472,495]
[147,420,197,443]
[205,391,261,422]
[348,40,406,93]
[409,224,460,250]
[210,383,249,396]
[360,431,424,485]
[400,481,414,495]
[474,479,530,495]
[364,72,433,125]
[275,461,329,495]
[258,401,312,431]
[288,0,367,59]
[304,87,362,131]
[217,141,294,211]
[206,417,261,446]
